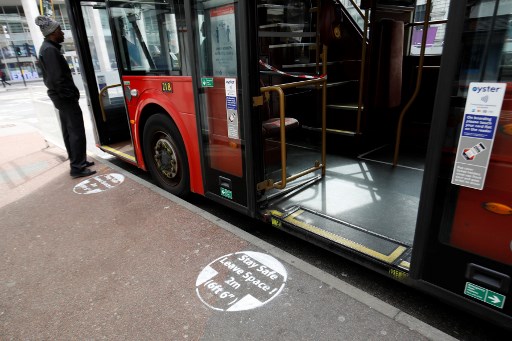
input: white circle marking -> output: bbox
[196,251,287,311]
[73,173,125,194]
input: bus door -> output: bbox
[188,1,258,214]
[413,0,512,328]
[69,1,135,163]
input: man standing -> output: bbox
[35,15,95,178]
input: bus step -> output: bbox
[269,207,410,265]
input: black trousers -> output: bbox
[53,99,87,173]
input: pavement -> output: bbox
[0,84,457,340]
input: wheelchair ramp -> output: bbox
[269,206,412,267]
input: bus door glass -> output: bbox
[80,2,134,162]
[189,1,255,212]
[416,0,512,320]
[64,51,80,75]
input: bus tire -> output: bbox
[143,113,190,196]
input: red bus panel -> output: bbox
[122,75,204,195]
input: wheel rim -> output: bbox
[153,135,180,182]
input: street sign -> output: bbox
[464,282,506,309]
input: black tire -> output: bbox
[143,114,190,196]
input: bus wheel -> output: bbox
[143,114,189,196]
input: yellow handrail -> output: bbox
[98,84,122,122]
[356,8,369,135]
[258,46,328,190]
[393,0,432,166]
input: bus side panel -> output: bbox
[492,111,512,164]
[449,90,512,264]
[450,161,512,264]
[123,76,205,195]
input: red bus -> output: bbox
[66,0,512,329]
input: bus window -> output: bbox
[109,1,186,75]
[191,1,245,178]
[407,1,450,56]
[196,5,238,78]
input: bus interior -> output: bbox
[255,0,441,271]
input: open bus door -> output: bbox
[67,1,135,164]
[411,0,512,329]
[250,0,420,276]
[187,1,259,215]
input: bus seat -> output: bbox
[261,107,299,167]
[262,117,299,136]
[373,19,404,109]
[262,116,299,168]
[260,80,300,137]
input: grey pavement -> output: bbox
[0,83,457,340]
[0,79,110,159]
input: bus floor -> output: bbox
[261,144,424,268]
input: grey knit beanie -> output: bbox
[35,15,60,36]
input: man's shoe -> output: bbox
[84,161,95,167]
[70,168,97,179]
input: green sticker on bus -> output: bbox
[220,187,232,199]
[464,282,505,309]
[201,77,214,87]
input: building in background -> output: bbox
[0,0,78,83]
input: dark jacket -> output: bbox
[38,39,79,103]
